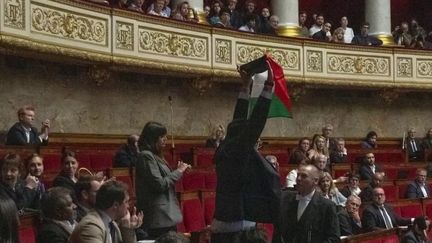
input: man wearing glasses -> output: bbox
[406,168,431,199]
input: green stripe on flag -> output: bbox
[249,94,293,118]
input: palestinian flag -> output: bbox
[248,56,293,118]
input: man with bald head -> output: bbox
[362,187,413,231]
[113,134,140,167]
[359,172,384,203]
[274,164,340,243]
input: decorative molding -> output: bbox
[288,84,306,102]
[417,60,432,77]
[88,65,111,86]
[115,21,133,50]
[138,27,208,60]
[378,89,399,105]
[31,3,108,46]
[306,50,323,72]
[190,77,212,95]
[215,39,231,64]
[236,43,299,70]
[327,54,390,76]
[396,57,412,77]
[4,0,25,29]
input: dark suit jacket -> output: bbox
[401,230,424,243]
[289,149,308,164]
[312,30,329,41]
[37,220,71,243]
[6,122,48,145]
[338,209,362,236]
[406,181,431,199]
[273,191,340,243]
[214,94,280,223]
[0,181,33,211]
[330,150,347,164]
[405,138,424,161]
[362,203,411,231]
[359,184,375,203]
[359,163,382,181]
[113,145,138,168]
[205,138,223,148]
[53,174,77,201]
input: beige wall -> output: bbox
[0,56,431,138]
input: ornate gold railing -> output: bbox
[1,0,432,90]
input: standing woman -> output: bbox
[53,148,79,200]
[135,121,190,239]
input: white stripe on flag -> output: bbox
[251,71,274,97]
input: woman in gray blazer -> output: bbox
[135,121,190,239]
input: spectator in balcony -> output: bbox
[312,21,332,41]
[359,172,384,203]
[147,0,171,17]
[238,14,257,33]
[322,124,337,151]
[330,138,348,164]
[405,168,430,199]
[361,130,378,149]
[75,175,102,222]
[172,1,198,22]
[136,121,190,239]
[213,8,232,28]
[331,27,345,43]
[37,187,77,243]
[227,0,241,28]
[404,127,424,161]
[127,0,144,13]
[207,0,223,25]
[260,7,270,24]
[239,0,260,32]
[289,137,310,165]
[205,124,225,148]
[338,195,362,236]
[0,190,20,243]
[359,152,383,181]
[351,22,383,46]
[307,134,329,161]
[393,22,413,47]
[401,216,430,243]
[340,173,361,198]
[148,0,169,17]
[422,128,432,149]
[204,5,210,17]
[299,11,309,37]
[6,105,50,146]
[22,153,46,210]
[362,187,413,231]
[53,148,79,200]
[113,134,140,168]
[318,172,347,208]
[0,153,27,212]
[410,18,427,41]
[309,13,325,37]
[261,15,279,36]
[340,16,354,43]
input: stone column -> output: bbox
[365,0,393,45]
[271,0,300,37]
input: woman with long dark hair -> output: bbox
[53,148,79,200]
[135,121,190,239]
[0,190,20,243]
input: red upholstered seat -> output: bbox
[192,148,215,168]
[175,178,184,192]
[261,148,290,166]
[202,191,216,226]
[424,199,432,219]
[110,168,135,198]
[19,227,36,243]
[76,153,91,170]
[259,223,274,243]
[395,180,410,199]
[41,153,61,172]
[362,239,382,243]
[182,171,206,191]
[382,235,399,243]
[180,192,206,232]
[382,185,398,202]
[400,202,423,217]
[90,153,114,171]
[332,164,351,179]
[204,171,217,190]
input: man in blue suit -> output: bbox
[406,168,431,199]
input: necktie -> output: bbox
[379,206,393,229]
[411,140,418,152]
[109,221,116,243]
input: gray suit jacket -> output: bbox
[135,150,183,229]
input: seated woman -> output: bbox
[307,134,329,161]
[53,148,79,200]
[148,0,169,17]
[340,173,361,198]
[289,137,310,164]
[361,131,378,149]
[332,27,345,43]
[207,0,223,25]
[37,187,77,243]
[171,1,198,22]
[318,172,347,208]
[0,190,20,243]
[205,124,225,148]
[22,153,46,210]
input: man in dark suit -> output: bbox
[362,187,413,231]
[322,124,338,151]
[6,105,50,145]
[330,138,348,164]
[401,216,430,243]
[406,168,431,199]
[360,172,384,203]
[113,134,140,168]
[338,195,362,236]
[359,152,383,181]
[212,61,281,242]
[404,128,424,161]
[273,164,340,243]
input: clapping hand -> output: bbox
[25,175,39,189]
[177,161,192,173]
[119,206,144,229]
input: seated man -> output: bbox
[359,152,383,181]
[359,172,384,203]
[406,168,431,199]
[338,195,362,236]
[312,21,332,41]
[362,187,413,231]
[404,128,424,161]
[330,138,348,164]
[113,134,140,168]
[69,180,143,243]
[401,216,430,243]
[75,175,102,221]
[6,105,50,145]
[351,22,383,46]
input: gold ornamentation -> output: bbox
[306,50,322,72]
[88,65,111,86]
[378,89,399,105]
[374,34,394,46]
[215,39,231,64]
[276,25,301,37]
[4,0,25,29]
[31,5,107,45]
[328,54,389,75]
[138,28,207,60]
[190,77,212,95]
[417,60,432,77]
[116,21,133,50]
[397,57,412,77]
[237,44,299,70]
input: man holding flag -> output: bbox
[211,54,290,243]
